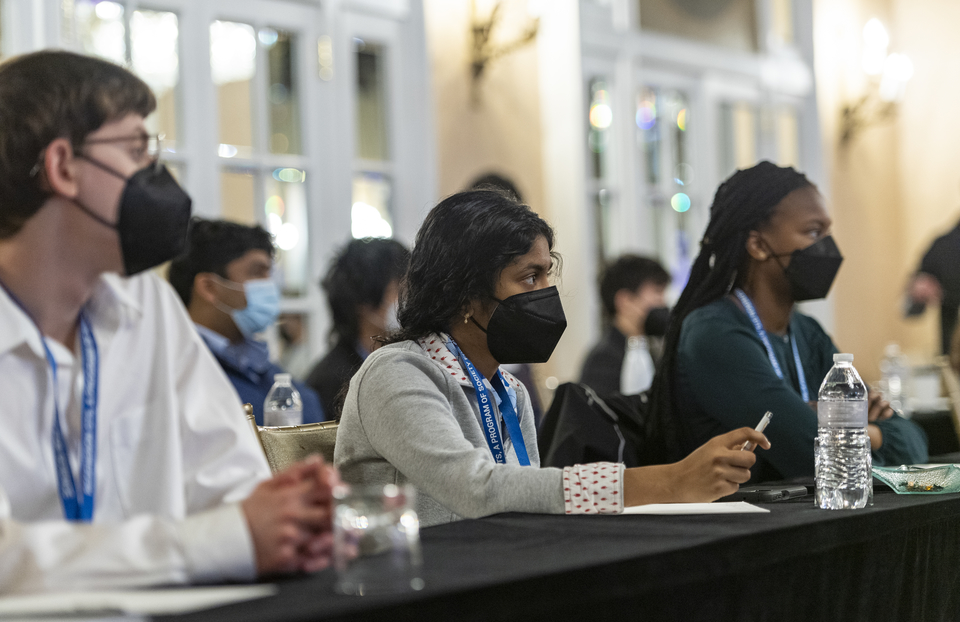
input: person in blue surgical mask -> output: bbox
[169,218,326,424]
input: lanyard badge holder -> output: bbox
[734,289,809,402]
[0,281,98,522]
[46,316,99,522]
[445,339,531,466]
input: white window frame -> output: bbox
[2,0,436,361]
[577,0,827,322]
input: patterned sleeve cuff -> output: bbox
[562,462,624,515]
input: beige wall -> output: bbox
[424,0,598,391]
[423,0,545,209]
[814,0,947,379]
[893,0,960,357]
[424,0,582,393]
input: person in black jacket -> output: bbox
[907,220,960,354]
[580,255,670,396]
[306,238,410,418]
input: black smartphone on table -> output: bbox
[721,485,810,503]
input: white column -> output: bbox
[538,0,596,382]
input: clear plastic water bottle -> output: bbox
[264,373,303,427]
[816,353,870,510]
[879,343,909,414]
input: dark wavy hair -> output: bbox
[387,189,557,344]
[322,237,410,345]
[649,161,812,460]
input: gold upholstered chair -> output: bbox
[245,404,339,474]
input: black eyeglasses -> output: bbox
[29,133,165,178]
[83,133,163,162]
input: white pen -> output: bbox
[741,411,772,452]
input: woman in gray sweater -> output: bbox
[334,190,768,527]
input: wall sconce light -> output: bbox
[840,18,914,145]
[470,0,540,103]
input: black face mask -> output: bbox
[471,286,567,364]
[643,306,671,337]
[770,235,844,302]
[74,156,193,276]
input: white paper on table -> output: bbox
[0,584,277,618]
[622,501,770,515]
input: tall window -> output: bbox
[637,0,758,52]
[587,77,614,264]
[640,85,694,291]
[718,101,757,178]
[210,21,309,297]
[352,40,394,239]
[69,1,181,172]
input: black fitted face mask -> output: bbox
[74,156,193,276]
[471,286,567,364]
[643,306,671,337]
[768,235,844,302]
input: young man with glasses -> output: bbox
[0,50,337,592]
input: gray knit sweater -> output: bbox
[334,337,565,527]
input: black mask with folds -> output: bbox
[73,156,192,276]
[115,164,192,275]
[471,286,567,365]
[643,306,671,337]
[770,235,844,302]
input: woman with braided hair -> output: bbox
[651,161,927,482]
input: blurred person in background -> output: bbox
[906,218,960,354]
[580,254,671,396]
[306,237,410,418]
[651,162,927,482]
[278,312,312,380]
[169,218,325,425]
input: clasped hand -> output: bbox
[241,455,342,576]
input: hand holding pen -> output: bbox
[741,411,772,452]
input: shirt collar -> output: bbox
[0,272,141,360]
[195,324,231,356]
[196,325,271,378]
[416,334,523,392]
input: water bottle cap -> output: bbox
[274,373,292,384]
[833,353,854,363]
[884,343,901,357]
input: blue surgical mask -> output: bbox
[215,278,281,338]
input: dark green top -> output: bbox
[676,296,928,482]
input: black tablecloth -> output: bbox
[161,492,960,622]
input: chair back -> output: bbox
[245,404,339,474]
[938,357,960,447]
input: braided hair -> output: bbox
[648,161,812,461]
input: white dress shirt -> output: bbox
[0,272,272,594]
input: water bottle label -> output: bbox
[817,401,867,427]
[265,409,303,427]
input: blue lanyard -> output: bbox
[733,289,810,402]
[0,282,98,521]
[445,339,531,466]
